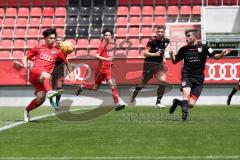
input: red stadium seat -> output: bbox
[30,7,42,17]
[89,49,98,56]
[76,50,88,56]
[142,0,153,5]
[130,6,141,16]
[130,0,141,5]
[77,39,89,49]
[1,28,14,38]
[55,7,66,16]
[27,28,39,38]
[0,0,6,7]
[16,18,28,27]
[168,0,179,5]
[155,0,166,5]
[142,6,153,16]
[26,39,38,49]
[5,8,17,17]
[154,16,166,25]
[29,18,41,27]
[117,17,128,26]
[155,6,166,15]
[3,18,15,27]
[192,6,201,15]
[18,8,29,17]
[0,18,2,27]
[39,39,45,45]
[0,40,13,49]
[128,38,140,48]
[54,17,65,27]
[56,28,64,36]
[7,0,18,7]
[44,0,55,6]
[0,8,4,17]
[118,0,129,5]
[0,51,11,59]
[180,6,191,15]
[115,49,127,57]
[89,39,101,48]
[193,0,202,5]
[116,38,126,49]
[116,28,128,38]
[13,39,25,49]
[181,0,191,5]
[141,38,150,48]
[207,0,220,5]
[41,17,53,27]
[168,6,179,15]
[32,0,44,6]
[141,27,154,37]
[12,50,24,59]
[128,27,140,37]
[43,7,54,17]
[19,0,31,7]
[127,49,140,58]
[117,6,128,16]
[142,17,153,26]
[14,28,27,38]
[129,17,140,26]
[56,0,67,6]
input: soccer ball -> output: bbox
[59,40,74,54]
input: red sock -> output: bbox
[112,87,119,104]
[83,83,94,90]
[43,77,52,92]
[26,98,40,112]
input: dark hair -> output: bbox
[156,25,166,30]
[185,28,197,36]
[102,28,113,35]
[43,28,57,38]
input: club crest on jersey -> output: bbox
[51,51,57,55]
[198,47,202,53]
[182,81,186,86]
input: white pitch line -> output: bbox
[0,156,240,160]
[0,107,93,132]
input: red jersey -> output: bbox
[27,45,66,73]
[97,42,114,73]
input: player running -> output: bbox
[169,28,231,121]
[227,79,240,105]
[130,25,170,108]
[50,36,71,107]
[22,28,74,122]
[75,28,125,111]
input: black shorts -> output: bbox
[181,75,204,100]
[142,62,166,82]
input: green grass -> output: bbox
[0,106,240,159]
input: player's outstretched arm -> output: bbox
[213,48,232,60]
[169,51,177,64]
[144,49,161,57]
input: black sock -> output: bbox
[229,86,238,97]
[156,84,165,104]
[132,86,143,99]
[56,87,62,105]
[181,100,189,113]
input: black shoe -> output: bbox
[182,105,188,121]
[169,99,179,114]
[115,104,125,111]
[227,95,232,105]
[75,85,83,96]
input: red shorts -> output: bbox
[95,71,112,85]
[29,68,45,94]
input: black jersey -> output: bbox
[175,42,214,80]
[144,37,170,64]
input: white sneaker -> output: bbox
[24,109,30,122]
[155,103,166,108]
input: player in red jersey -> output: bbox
[22,28,74,122]
[75,29,125,111]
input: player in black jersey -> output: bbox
[169,28,231,120]
[50,36,67,107]
[130,25,170,108]
[227,79,240,105]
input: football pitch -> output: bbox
[0,105,240,160]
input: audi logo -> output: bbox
[65,63,92,81]
[205,63,240,81]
